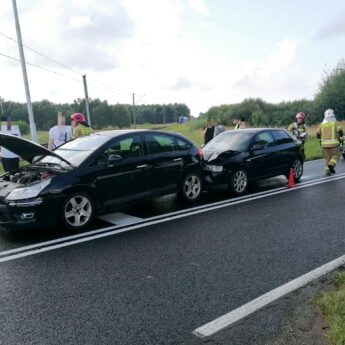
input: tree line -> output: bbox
[201,59,345,127]
[0,98,191,132]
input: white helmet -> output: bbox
[324,109,335,119]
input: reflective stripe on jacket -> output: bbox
[73,124,94,138]
[317,122,343,148]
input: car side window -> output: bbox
[271,130,293,145]
[252,131,275,147]
[96,135,142,165]
[177,138,192,151]
[145,134,177,154]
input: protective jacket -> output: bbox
[73,124,93,139]
[316,122,343,148]
[288,122,307,141]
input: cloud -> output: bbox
[188,0,210,16]
[165,77,193,90]
[314,11,345,39]
[1,0,134,71]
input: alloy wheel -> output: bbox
[292,159,303,181]
[64,195,93,228]
[232,170,248,194]
[183,174,202,201]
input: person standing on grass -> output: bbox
[48,112,72,150]
[316,109,343,175]
[214,121,225,137]
[0,116,21,173]
[203,120,215,145]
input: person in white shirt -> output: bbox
[0,116,21,173]
[48,112,72,150]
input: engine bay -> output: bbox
[3,167,58,185]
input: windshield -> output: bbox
[35,135,110,168]
[204,131,253,152]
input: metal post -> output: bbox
[82,75,91,126]
[132,93,136,129]
[12,0,37,142]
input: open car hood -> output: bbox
[0,133,72,166]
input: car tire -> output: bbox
[179,171,202,202]
[287,159,303,182]
[229,169,248,196]
[60,192,95,230]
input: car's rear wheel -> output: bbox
[60,192,94,230]
[288,159,303,182]
[229,169,248,195]
[180,172,202,202]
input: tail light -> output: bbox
[197,148,203,159]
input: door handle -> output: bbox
[173,158,182,162]
[136,164,148,169]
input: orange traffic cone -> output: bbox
[287,168,295,188]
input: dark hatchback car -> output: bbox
[202,128,304,195]
[0,130,203,230]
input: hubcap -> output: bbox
[293,160,302,179]
[64,196,92,228]
[233,170,247,193]
[184,175,201,200]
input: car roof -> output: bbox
[94,129,188,137]
[224,128,286,134]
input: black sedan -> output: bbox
[202,128,304,195]
[0,130,203,230]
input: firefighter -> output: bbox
[71,113,93,139]
[288,112,308,142]
[316,109,343,175]
[288,112,308,159]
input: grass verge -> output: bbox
[316,272,345,345]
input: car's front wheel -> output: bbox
[179,172,202,202]
[60,192,95,230]
[229,169,248,196]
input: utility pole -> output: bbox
[82,75,91,126]
[163,106,166,125]
[132,93,136,129]
[12,0,37,142]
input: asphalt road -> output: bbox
[0,158,345,344]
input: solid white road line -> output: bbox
[193,254,345,338]
[0,172,343,259]
[0,172,345,263]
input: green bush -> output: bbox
[16,120,30,135]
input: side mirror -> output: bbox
[251,144,265,151]
[107,154,122,167]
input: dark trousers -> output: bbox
[1,157,19,173]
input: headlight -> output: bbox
[6,179,52,201]
[203,165,224,172]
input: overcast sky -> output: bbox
[0,0,345,116]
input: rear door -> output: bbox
[143,133,184,195]
[271,129,299,173]
[93,134,150,207]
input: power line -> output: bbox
[0,52,81,82]
[0,52,136,103]
[0,31,134,97]
[0,31,82,77]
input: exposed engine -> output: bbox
[4,167,56,185]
